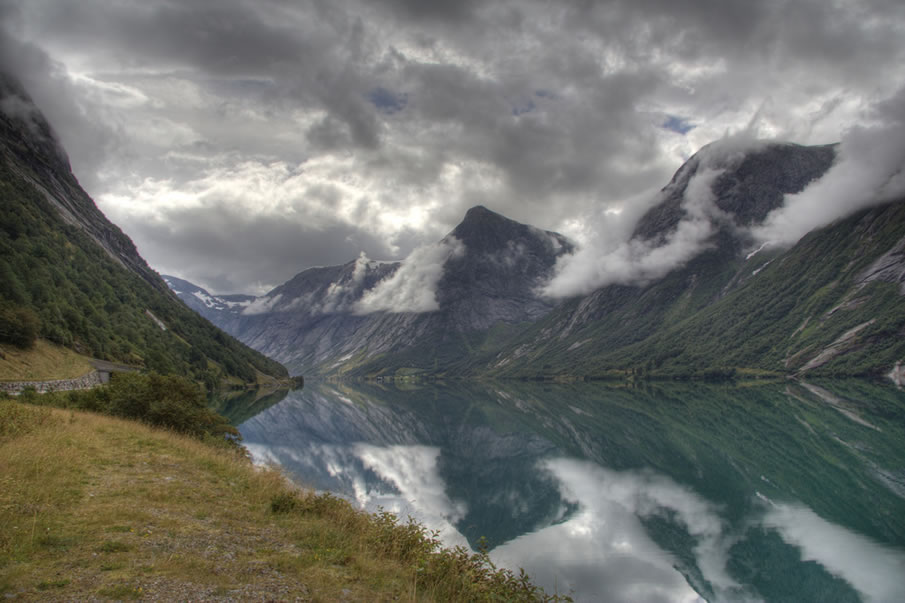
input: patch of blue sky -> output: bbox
[368,87,408,114]
[662,115,695,135]
[512,99,536,116]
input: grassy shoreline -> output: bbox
[0,400,566,601]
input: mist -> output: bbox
[354,237,465,314]
[542,166,727,298]
[753,86,905,246]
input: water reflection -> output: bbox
[238,380,905,602]
[763,502,905,602]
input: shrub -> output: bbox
[0,303,39,348]
[51,372,240,445]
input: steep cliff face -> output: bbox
[483,197,905,378]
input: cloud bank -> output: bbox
[354,237,465,314]
[1,0,903,291]
[542,164,728,298]
[753,86,905,246]
[492,458,745,602]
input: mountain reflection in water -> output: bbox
[237,380,905,602]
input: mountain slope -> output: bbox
[169,206,572,376]
[485,198,905,379]
[169,139,905,380]
[0,74,287,386]
[474,142,905,379]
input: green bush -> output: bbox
[0,302,39,348]
[46,372,241,445]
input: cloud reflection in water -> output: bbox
[764,502,905,603]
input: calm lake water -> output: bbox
[230,380,905,602]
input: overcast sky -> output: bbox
[2,0,904,294]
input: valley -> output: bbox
[167,143,905,382]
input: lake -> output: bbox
[231,380,905,602]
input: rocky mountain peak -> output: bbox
[633,142,837,241]
[452,205,527,251]
[450,204,572,256]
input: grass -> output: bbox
[0,340,95,382]
[0,399,565,601]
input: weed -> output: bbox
[1,403,561,601]
[97,583,142,599]
[36,578,70,590]
[269,491,300,514]
[99,562,125,572]
[0,400,56,442]
[97,540,131,553]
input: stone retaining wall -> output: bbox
[0,370,104,395]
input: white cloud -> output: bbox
[753,86,905,246]
[242,293,283,315]
[354,444,470,548]
[354,236,465,314]
[543,167,726,298]
[3,0,905,293]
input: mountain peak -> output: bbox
[463,204,497,218]
[632,141,837,241]
[458,205,508,228]
[451,205,527,249]
[447,204,572,259]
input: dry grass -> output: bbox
[0,341,94,382]
[0,400,563,602]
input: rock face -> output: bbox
[632,141,837,241]
[439,206,572,329]
[169,206,572,376]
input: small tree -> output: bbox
[0,303,39,349]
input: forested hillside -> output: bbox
[0,75,287,387]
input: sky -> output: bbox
[1,0,904,295]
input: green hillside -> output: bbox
[484,199,905,380]
[0,147,287,387]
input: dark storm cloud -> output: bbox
[120,201,400,295]
[2,0,903,292]
[25,0,310,74]
[373,0,480,24]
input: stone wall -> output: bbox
[0,370,104,395]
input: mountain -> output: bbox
[168,206,572,376]
[170,140,905,381]
[161,275,255,330]
[0,74,287,386]
[476,142,905,379]
[631,141,837,241]
[485,198,905,379]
